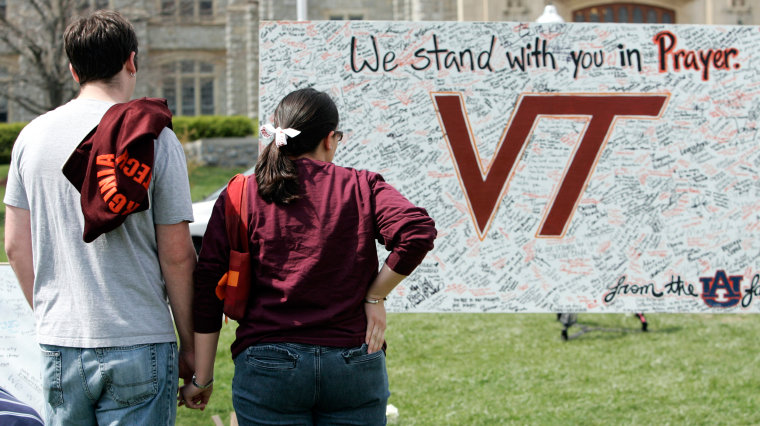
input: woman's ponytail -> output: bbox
[255,88,339,205]
[255,140,300,204]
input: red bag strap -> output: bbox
[224,174,249,253]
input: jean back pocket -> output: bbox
[246,344,299,370]
[99,344,158,407]
[341,344,384,365]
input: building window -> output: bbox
[0,0,6,18]
[160,60,215,116]
[603,7,614,22]
[632,6,643,23]
[617,7,628,22]
[573,4,675,24]
[647,9,657,22]
[328,13,364,20]
[199,0,213,16]
[161,0,214,21]
[728,0,750,12]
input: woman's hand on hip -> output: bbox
[364,301,387,354]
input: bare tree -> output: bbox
[0,0,92,116]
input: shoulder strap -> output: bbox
[224,174,249,253]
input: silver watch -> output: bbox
[192,374,214,389]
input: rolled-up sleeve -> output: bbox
[193,192,229,333]
[370,173,437,276]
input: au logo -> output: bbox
[700,270,743,308]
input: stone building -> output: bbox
[0,0,757,123]
[0,0,259,123]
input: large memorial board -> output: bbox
[260,21,760,313]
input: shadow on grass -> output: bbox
[558,319,683,341]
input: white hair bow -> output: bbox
[260,123,301,147]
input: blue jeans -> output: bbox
[39,342,178,426]
[233,343,389,425]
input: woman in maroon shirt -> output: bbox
[181,88,436,424]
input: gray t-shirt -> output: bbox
[4,98,194,348]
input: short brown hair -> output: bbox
[64,10,138,85]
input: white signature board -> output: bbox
[0,265,43,415]
[260,21,760,313]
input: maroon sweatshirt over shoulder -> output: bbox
[62,97,172,242]
[193,158,437,358]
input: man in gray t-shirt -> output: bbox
[4,11,196,425]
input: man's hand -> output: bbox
[178,348,195,383]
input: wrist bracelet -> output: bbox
[192,374,214,389]
[364,297,387,304]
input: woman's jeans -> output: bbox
[39,342,178,426]
[233,343,389,425]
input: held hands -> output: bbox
[179,332,220,410]
[178,350,212,411]
[178,379,213,410]
[176,348,202,409]
[364,299,387,354]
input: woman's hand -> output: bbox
[178,383,213,410]
[364,264,405,353]
[364,301,387,354]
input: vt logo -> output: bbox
[431,93,668,239]
[700,270,743,308]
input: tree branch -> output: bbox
[0,14,45,60]
[0,86,49,115]
[0,0,85,114]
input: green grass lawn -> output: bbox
[177,313,760,425]
[188,164,248,202]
